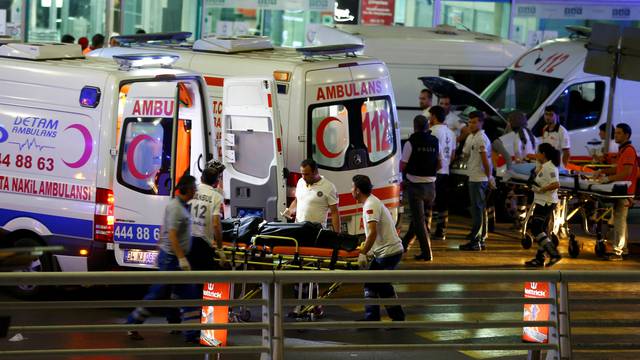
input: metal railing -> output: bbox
[0,270,639,359]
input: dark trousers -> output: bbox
[188,236,217,270]
[364,252,405,321]
[433,174,450,234]
[126,250,200,340]
[404,181,435,256]
[529,204,556,257]
[468,181,488,242]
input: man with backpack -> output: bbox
[597,123,638,261]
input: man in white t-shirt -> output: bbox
[439,95,469,144]
[352,174,405,322]
[419,88,433,118]
[540,105,571,168]
[190,165,226,270]
[284,159,340,231]
[428,105,456,240]
[460,111,493,251]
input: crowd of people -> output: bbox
[59,28,147,54]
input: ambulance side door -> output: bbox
[221,78,286,221]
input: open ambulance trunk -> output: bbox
[112,78,210,268]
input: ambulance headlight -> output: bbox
[80,86,101,108]
[113,53,180,70]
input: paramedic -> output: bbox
[284,159,340,232]
[539,105,571,168]
[419,89,433,118]
[126,175,200,343]
[189,165,227,270]
[524,143,563,267]
[401,115,440,260]
[597,123,638,261]
[428,106,456,241]
[439,95,469,144]
[459,111,492,251]
[353,175,405,322]
[510,111,537,164]
[593,123,618,163]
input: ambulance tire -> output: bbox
[521,234,533,249]
[568,234,580,258]
[11,235,53,298]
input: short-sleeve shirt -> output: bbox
[445,112,466,138]
[542,124,570,166]
[363,195,404,259]
[464,130,492,182]
[513,131,536,162]
[190,183,223,246]
[430,123,456,175]
[401,141,437,183]
[533,160,560,206]
[159,197,192,256]
[295,176,338,227]
[616,142,638,195]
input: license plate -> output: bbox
[123,249,158,265]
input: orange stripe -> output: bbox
[205,76,224,87]
[339,184,400,207]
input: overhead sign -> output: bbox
[334,0,359,24]
[516,3,640,20]
[361,0,395,26]
[206,0,334,11]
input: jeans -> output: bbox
[405,181,436,256]
[126,250,200,340]
[468,181,488,242]
[434,174,450,234]
[613,199,629,256]
[364,252,405,321]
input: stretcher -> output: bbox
[499,163,633,258]
[218,219,362,321]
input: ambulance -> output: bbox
[0,42,215,294]
[90,34,403,235]
[306,25,526,139]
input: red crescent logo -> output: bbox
[127,134,157,180]
[62,124,93,169]
[316,116,344,159]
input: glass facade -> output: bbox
[27,0,106,42]
[0,0,23,39]
[121,0,198,38]
[440,0,511,38]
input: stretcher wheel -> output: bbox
[240,309,251,322]
[568,235,580,258]
[521,234,533,249]
[595,241,606,257]
[550,234,559,248]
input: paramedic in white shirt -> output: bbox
[190,165,226,270]
[439,95,469,144]
[419,88,433,118]
[524,143,562,267]
[459,111,493,251]
[284,159,340,232]
[428,105,456,240]
[539,105,571,168]
[593,123,618,163]
[352,174,405,322]
[509,111,537,163]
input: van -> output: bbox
[0,43,214,293]
[307,25,526,139]
[90,34,403,235]
[421,26,640,165]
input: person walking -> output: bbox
[353,175,405,322]
[428,106,455,241]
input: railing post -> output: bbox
[544,282,559,360]
[558,281,572,360]
[260,281,273,360]
[272,281,284,360]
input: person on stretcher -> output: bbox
[525,143,563,267]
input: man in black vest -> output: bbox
[400,115,441,261]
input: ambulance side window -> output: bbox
[118,118,173,195]
[534,81,605,134]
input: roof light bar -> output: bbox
[113,53,179,70]
[114,32,192,46]
[296,44,364,59]
[193,35,273,53]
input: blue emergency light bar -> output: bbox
[296,44,364,59]
[113,53,180,70]
[114,32,192,46]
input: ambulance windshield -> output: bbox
[308,96,396,171]
[479,69,562,118]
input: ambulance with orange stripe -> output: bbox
[90,34,402,234]
[0,43,214,294]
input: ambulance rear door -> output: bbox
[112,80,204,268]
[221,78,286,221]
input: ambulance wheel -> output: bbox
[240,309,251,322]
[11,235,52,298]
[550,234,560,248]
[521,234,533,249]
[595,241,606,257]
[568,235,580,258]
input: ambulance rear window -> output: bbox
[308,96,396,171]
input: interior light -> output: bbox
[80,86,101,108]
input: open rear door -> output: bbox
[221,78,286,221]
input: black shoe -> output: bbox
[480,242,487,250]
[128,330,144,341]
[459,242,482,251]
[546,254,562,267]
[525,258,545,267]
[414,253,432,261]
[605,254,623,261]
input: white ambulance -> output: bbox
[307,25,526,139]
[0,43,214,293]
[90,35,403,235]
[421,26,640,164]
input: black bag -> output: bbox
[256,221,322,247]
[221,216,263,245]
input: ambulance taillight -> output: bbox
[94,188,115,242]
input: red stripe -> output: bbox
[276,138,282,153]
[205,76,224,87]
[339,184,400,207]
[267,94,272,108]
